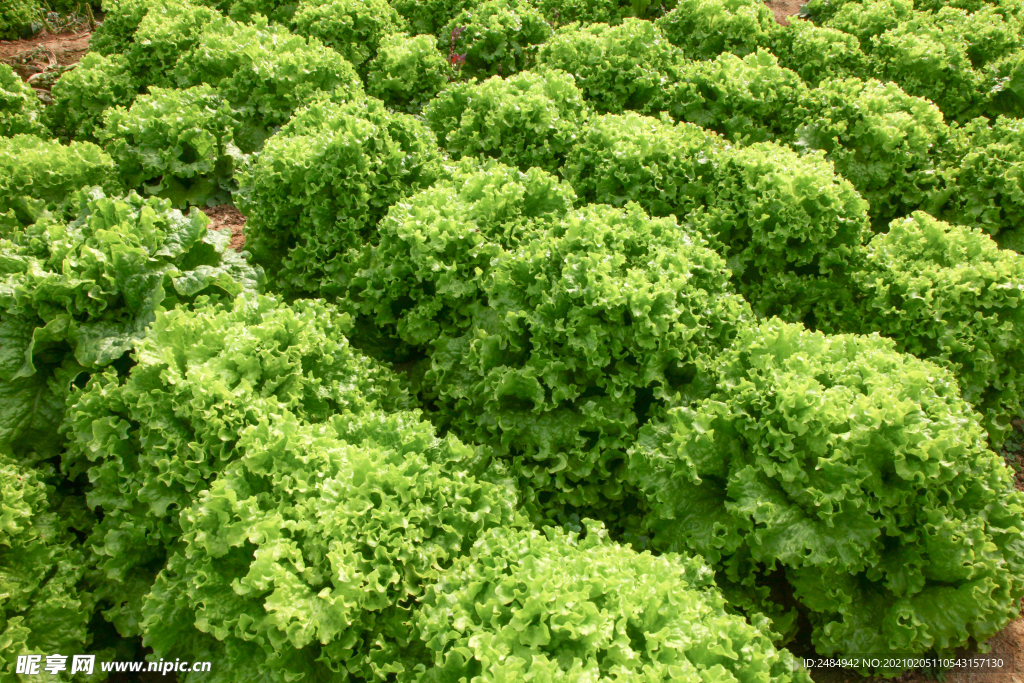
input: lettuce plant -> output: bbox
[629,318,1024,662]
[535,19,683,114]
[236,98,440,298]
[822,0,913,51]
[90,0,169,56]
[141,410,516,682]
[0,135,118,228]
[531,0,671,24]
[426,202,751,520]
[292,0,408,73]
[1,191,261,465]
[423,69,590,174]
[0,454,100,682]
[799,0,860,22]
[563,112,722,219]
[100,86,243,208]
[0,64,46,139]
[416,521,813,683]
[390,0,474,35]
[689,141,871,324]
[46,53,138,144]
[125,0,222,90]
[224,0,296,23]
[654,0,777,61]
[821,212,1024,449]
[174,17,364,142]
[61,294,407,639]
[794,77,949,228]
[770,19,868,87]
[666,50,812,144]
[929,4,1024,68]
[933,115,1024,240]
[869,22,983,121]
[366,33,453,113]
[439,0,553,78]
[354,159,577,349]
[981,49,1024,118]
[0,0,33,40]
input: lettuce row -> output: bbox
[629,319,1024,661]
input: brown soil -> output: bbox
[765,0,806,25]
[0,29,91,99]
[200,204,246,251]
[0,29,90,67]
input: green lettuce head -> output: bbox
[416,521,812,683]
[141,410,517,682]
[424,69,590,174]
[0,135,119,229]
[1,190,262,465]
[427,202,751,522]
[237,97,441,299]
[655,0,778,61]
[62,293,409,640]
[0,64,46,139]
[821,211,1024,450]
[535,19,683,115]
[629,319,1024,667]
[100,86,244,209]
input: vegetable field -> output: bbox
[2,0,1024,680]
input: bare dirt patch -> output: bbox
[0,29,91,98]
[0,29,90,66]
[765,0,806,24]
[200,204,247,252]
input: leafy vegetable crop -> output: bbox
[0,135,118,228]
[9,0,1024,677]
[0,191,261,465]
[100,86,243,208]
[0,64,46,139]
[237,97,440,299]
[629,319,1024,659]
[45,53,138,144]
[424,69,589,174]
[535,19,682,114]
